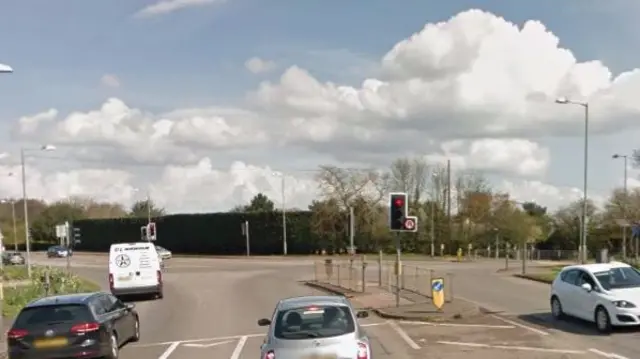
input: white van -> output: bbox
[108,242,163,299]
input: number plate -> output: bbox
[117,275,131,281]
[34,337,68,348]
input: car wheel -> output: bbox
[131,317,140,342]
[106,332,119,359]
[595,306,612,334]
[550,296,564,319]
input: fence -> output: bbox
[313,257,454,303]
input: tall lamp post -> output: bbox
[132,188,152,223]
[21,145,56,277]
[272,172,287,255]
[613,154,629,258]
[555,97,589,264]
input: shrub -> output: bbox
[3,267,101,318]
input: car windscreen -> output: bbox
[594,267,640,290]
[273,305,355,340]
[13,305,93,327]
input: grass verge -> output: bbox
[3,267,101,318]
[1,266,31,281]
[513,266,565,284]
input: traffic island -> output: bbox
[303,280,479,322]
[512,266,564,284]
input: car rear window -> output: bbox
[13,305,93,327]
[273,305,355,340]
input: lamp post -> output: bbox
[555,97,589,264]
[613,154,629,258]
[132,188,152,223]
[430,172,438,257]
[272,172,287,255]
[21,145,56,277]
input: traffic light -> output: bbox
[140,226,147,241]
[389,193,408,231]
[73,227,81,245]
[147,222,156,241]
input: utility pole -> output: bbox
[430,199,435,257]
[281,175,287,255]
[446,159,452,245]
[349,207,355,254]
[147,191,151,224]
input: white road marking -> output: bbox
[230,336,248,359]
[490,314,549,336]
[158,341,180,359]
[183,340,235,348]
[133,322,386,348]
[387,320,420,350]
[437,341,585,354]
[588,348,631,359]
[398,320,515,329]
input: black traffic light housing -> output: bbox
[389,193,408,231]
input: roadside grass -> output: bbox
[3,268,100,318]
[514,265,565,284]
[1,266,30,281]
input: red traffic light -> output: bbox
[394,198,404,207]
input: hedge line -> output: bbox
[73,211,322,254]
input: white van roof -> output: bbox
[110,242,155,251]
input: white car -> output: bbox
[550,262,640,333]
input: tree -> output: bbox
[31,201,87,243]
[130,200,165,218]
[245,193,276,212]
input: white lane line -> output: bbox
[398,320,514,329]
[184,340,234,348]
[589,348,631,359]
[158,341,180,359]
[490,314,549,336]
[361,322,387,327]
[387,320,420,350]
[438,341,584,354]
[133,333,265,347]
[230,336,248,359]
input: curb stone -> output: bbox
[513,274,552,285]
[303,281,464,322]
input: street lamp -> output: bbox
[555,97,589,264]
[613,153,630,258]
[21,145,56,277]
[272,172,287,255]
[132,188,152,223]
[430,172,438,257]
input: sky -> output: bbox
[1,0,640,213]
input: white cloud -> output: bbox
[100,74,120,88]
[10,9,640,211]
[0,63,13,73]
[245,57,276,74]
[134,0,225,18]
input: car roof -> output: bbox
[562,262,630,273]
[278,295,349,311]
[25,292,103,309]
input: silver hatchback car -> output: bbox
[258,295,371,359]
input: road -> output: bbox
[27,253,637,359]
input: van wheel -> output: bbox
[156,291,163,300]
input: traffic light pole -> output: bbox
[395,232,401,307]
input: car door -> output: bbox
[102,294,132,344]
[573,270,600,321]
[556,269,580,316]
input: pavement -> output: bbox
[0,253,621,358]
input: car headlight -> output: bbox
[613,300,636,308]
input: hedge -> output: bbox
[73,211,322,254]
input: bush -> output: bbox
[3,267,101,318]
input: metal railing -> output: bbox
[313,257,454,303]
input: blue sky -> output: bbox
[0,0,639,210]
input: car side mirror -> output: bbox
[125,303,135,310]
[581,283,592,292]
[257,318,271,326]
[356,311,369,318]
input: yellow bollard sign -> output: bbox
[431,278,445,310]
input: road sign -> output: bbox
[55,224,67,239]
[404,218,415,230]
[431,278,445,310]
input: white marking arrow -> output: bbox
[183,340,234,348]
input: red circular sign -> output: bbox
[404,218,415,230]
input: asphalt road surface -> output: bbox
[29,254,637,359]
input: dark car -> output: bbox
[3,251,25,265]
[46,246,72,258]
[7,292,140,359]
